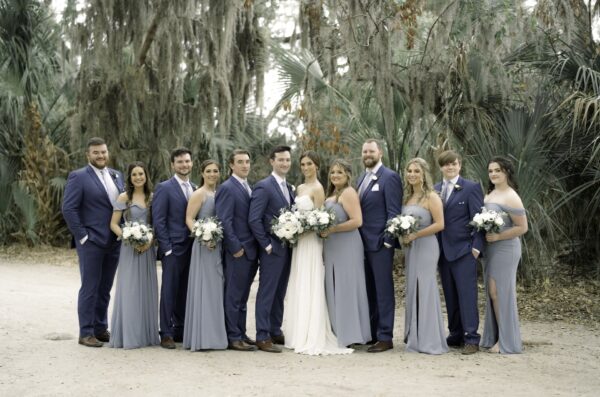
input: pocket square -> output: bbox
[371,184,380,192]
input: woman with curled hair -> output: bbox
[481,156,528,354]
[401,158,447,354]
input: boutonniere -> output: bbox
[454,184,462,191]
[110,171,118,180]
[371,175,378,181]
[289,184,296,192]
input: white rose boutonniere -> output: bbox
[290,184,296,192]
[454,183,462,191]
[371,175,378,181]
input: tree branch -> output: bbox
[137,0,169,67]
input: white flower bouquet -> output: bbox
[385,214,419,239]
[301,207,336,234]
[271,208,304,247]
[470,208,505,233]
[191,216,224,247]
[121,221,154,248]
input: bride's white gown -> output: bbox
[284,195,353,355]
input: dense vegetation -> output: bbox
[1,0,598,282]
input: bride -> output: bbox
[283,151,353,355]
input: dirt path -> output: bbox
[0,253,599,396]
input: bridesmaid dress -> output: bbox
[402,205,448,354]
[323,200,371,347]
[481,202,525,354]
[109,202,160,349]
[183,195,228,350]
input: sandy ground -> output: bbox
[1,254,599,397]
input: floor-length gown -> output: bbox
[183,195,228,351]
[402,205,448,354]
[109,202,160,349]
[323,200,371,347]
[481,202,525,354]
[284,195,353,355]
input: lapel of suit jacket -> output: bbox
[362,166,384,199]
[445,176,462,207]
[107,168,124,192]
[269,175,288,206]
[86,165,112,205]
[231,176,250,199]
[287,181,295,204]
[170,176,188,202]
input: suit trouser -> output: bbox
[224,251,258,341]
[159,245,192,338]
[255,249,291,342]
[364,247,395,342]
[439,252,480,345]
[76,240,120,337]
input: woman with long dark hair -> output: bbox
[481,156,528,354]
[109,162,160,349]
[183,159,228,350]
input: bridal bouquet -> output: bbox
[121,221,154,248]
[271,208,304,247]
[470,208,505,233]
[385,214,419,238]
[191,216,224,246]
[301,207,336,234]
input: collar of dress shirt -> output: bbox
[444,175,460,186]
[232,174,248,185]
[174,174,190,185]
[366,161,383,175]
[89,163,107,176]
[271,172,286,186]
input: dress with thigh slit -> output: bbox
[481,203,524,354]
[402,205,448,354]
[323,200,371,347]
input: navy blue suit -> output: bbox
[62,165,124,337]
[215,176,259,342]
[248,175,294,342]
[357,165,403,342]
[152,177,195,339]
[435,176,484,346]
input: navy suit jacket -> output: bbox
[248,175,295,256]
[357,165,403,251]
[62,165,124,248]
[215,176,258,261]
[435,176,485,261]
[152,177,196,258]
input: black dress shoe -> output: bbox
[161,336,176,349]
[447,339,464,348]
[367,340,393,353]
[256,339,282,353]
[271,334,285,345]
[242,336,256,346]
[95,330,110,343]
[173,335,183,343]
[78,336,103,347]
[228,340,257,351]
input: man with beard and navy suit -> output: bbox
[215,149,259,352]
[249,145,295,353]
[435,150,485,355]
[63,137,124,347]
[152,147,196,349]
[357,139,403,353]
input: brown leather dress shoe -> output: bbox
[228,340,257,351]
[95,330,110,343]
[242,336,256,346]
[256,339,282,353]
[78,336,103,347]
[367,340,393,353]
[271,334,285,345]
[161,336,176,349]
[462,344,479,355]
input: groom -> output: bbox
[62,137,124,347]
[249,145,294,353]
[357,139,403,353]
[435,150,484,355]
